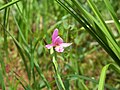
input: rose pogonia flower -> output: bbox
[46,29,72,52]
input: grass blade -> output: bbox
[12,12,28,47]
[50,48,65,90]
[0,69,5,90]
[2,27,31,81]
[14,71,32,90]
[34,61,51,90]
[98,63,120,90]
[56,0,120,66]
[67,74,117,90]
[3,3,9,61]
[0,0,21,11]
[104,0,120,34]
[87,0,120,61]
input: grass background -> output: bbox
[0,0,120,90]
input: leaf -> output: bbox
[98,63,120,90]
[67,74,117,90]
[0,0,21,11]
[0,69,5,90]
[104,0,120,34]
[55,0,120,66]
[34,61,51,90]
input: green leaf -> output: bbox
[50,48,66,90]
[56,0,120,66]
[34,61,51,90]
[98,63,120,90]
[87,0,120,63]
[14,71,32,90]
[2,27,31,81]
[67,74,117,90]
[104,0,120,35]
[0,69,5,90]
[0,0,22,11]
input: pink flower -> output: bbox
[46,29,72,52]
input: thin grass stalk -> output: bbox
[29,38,34,84]
[14,71,32,90]
[0,69,5,90]
[0,0,21,11]
[0,50,5,90]
[104,0,120,34]
[15,3,27,26]
[3,4,9,61]
[15,41,31,81]
[0,52,5,75]
[12,12,28,47]
[50,48,65,90]
[34,62,51,90]
[25,0,31,42]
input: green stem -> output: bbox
[0,0,21,11]
[50,48,65,90]
[34,62,51,90]
[3,2,9,61]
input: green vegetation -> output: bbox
[0,0,120,90]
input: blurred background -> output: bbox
[0,0,120,90]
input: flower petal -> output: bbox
[60,43,72,47]
[52,29,58,42]
[55,46,64,52]
[45,44,54,49]
[54,36,63,45]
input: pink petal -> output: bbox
[54,36,63,45]
[52,29,58,42]
[60,43,72,47]
[45,44,54,49]
[55,46,64,52]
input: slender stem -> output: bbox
[3,1,9,61]
[34,62,51,90]
[50,48,65,90]
[0,0,22,11]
